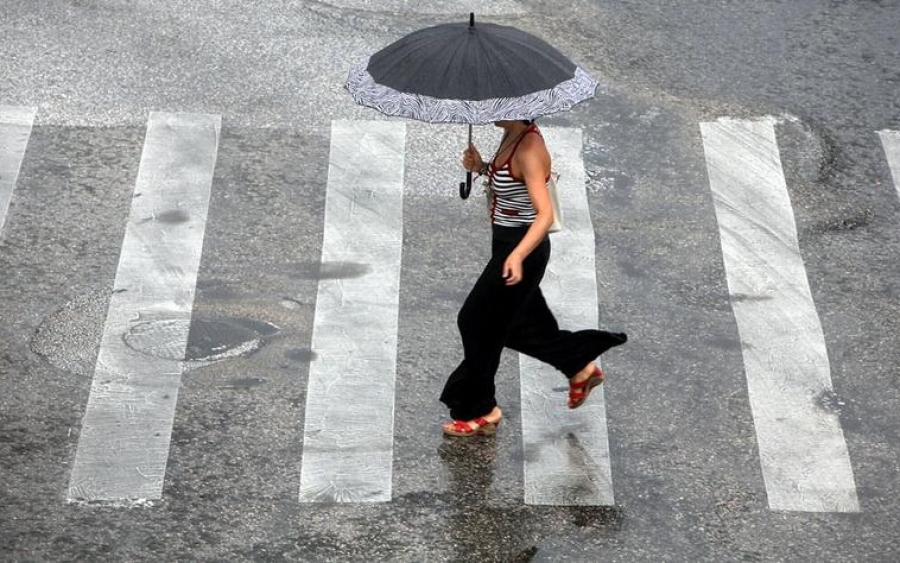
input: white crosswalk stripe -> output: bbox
[5,109,888,510]
[700,117,859,512]
[879,130,900,197]
[520,127,615,506]
[298,120,406,503]
[68,112,220,501]
[0,106,36,235]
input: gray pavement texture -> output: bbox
[2,0,900,562]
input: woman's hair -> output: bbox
[521,119,534,125]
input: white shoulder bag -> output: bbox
[546,171,564,234]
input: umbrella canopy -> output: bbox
[346,14,598,124]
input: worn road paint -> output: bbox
[700,118,859,512]
[68,113,220,500]
[879,131,900,198]
[0,106,37,234]
[299,120,405,503]
[519,127,615,506]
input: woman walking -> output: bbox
[440,119,628,437]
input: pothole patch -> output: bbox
[30,289,110,377]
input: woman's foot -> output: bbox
[568,363,605,409]
[443,406,503,437]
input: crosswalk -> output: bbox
[880,130,900,196]
[299,120,406,503]
[2,108,898,512]
[520,127,614,506]
[701,118,858,512]
[0,106,36,234]
[68,113,220,500]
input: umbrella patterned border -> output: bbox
[346,59,599,125]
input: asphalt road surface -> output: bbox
[2,1,899,561]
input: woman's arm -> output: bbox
[502,136,554,286]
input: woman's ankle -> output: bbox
[572,363,595,383]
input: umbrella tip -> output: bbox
[469,12,474,27]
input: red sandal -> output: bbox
[568,366,605,409]
[442,417,500,437]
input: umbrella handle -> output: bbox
[459,172,472,199]
[460,123,474,199]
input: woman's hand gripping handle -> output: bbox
[462,144,486,175]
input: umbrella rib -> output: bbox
[503,31,571,65]
[442,36,471,97]
[373,28,458,92]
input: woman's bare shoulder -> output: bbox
[517,131,550,167]
[517,130,547,154]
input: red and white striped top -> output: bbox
[487,126,549,227]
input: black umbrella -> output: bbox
[347,13,598,198]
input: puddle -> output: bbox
[290,261,372,280]
[816,389,847,415]
[220,377,267,389]
[284,348,316,362]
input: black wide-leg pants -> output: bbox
[440,226,628,421]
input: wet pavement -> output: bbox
[2,1,900,561]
